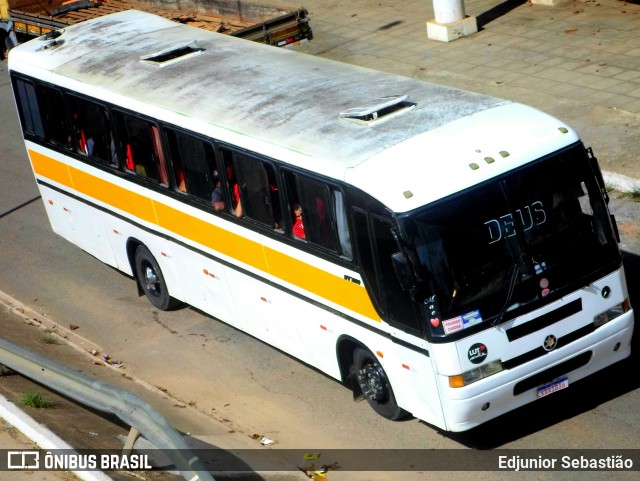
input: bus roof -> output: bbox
[8,10,579,213]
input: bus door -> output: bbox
[353,209,445,426]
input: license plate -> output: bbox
[537,377,569,398]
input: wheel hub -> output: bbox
[359,363,386,402]
[143,265,160,296]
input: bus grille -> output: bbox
[502,324,595,369]
[506,298,582,341]
[512,351,592,395]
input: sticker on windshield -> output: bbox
[443,311,483,335]
[534,260,548,275]
[442,316,463,335]
[462,309,483,328]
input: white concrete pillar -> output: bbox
[433,0,465,24]
[427,0,478,42]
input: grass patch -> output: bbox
[39,335,62,345]
[20,391,55,409]
[618,186,640,202]
[610,184,640,201]
[626,187,640,201]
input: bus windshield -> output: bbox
[398,143,621,340]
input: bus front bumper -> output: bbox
[438,311,634,432]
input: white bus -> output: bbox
[8,10,634,432]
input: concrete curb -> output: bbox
[0,394,113,481]
[603,171,640,194]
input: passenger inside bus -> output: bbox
[211,173,224,211]
[72,113,94,156]
[174,164,187,192]
[125,144,135,171]
[226,165,243,217]
[269,183,282,230]
[292,203,305,240]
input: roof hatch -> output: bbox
[140,42,204,67]
[339,95,416,125]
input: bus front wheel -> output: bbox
[134,245,178,311]
[353,347,407,421]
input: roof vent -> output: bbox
[140,42,204,67]
[37,39,65,51]
[40,30,62,41]
[339,95,416,125]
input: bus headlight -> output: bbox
[449,360,504,388]
[593,299,630,327]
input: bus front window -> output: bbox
[398,144,621,340]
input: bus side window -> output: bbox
[333,190,352,259]
[66,95,116,165]
[150,125,169,186]
[228,151,282,230]
[284,171,341,253]
[113,112,167,186]
[370,214,421,333]
[220,150,243,218]
[12,77,45,138]
[165,129,216,200]
[351,210,419,332]
[37,84,72,149]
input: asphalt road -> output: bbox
[0,54,639,481]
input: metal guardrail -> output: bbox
[0,337,215,481]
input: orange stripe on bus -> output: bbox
[29,150,73,188]
[265,247,380,320]
[153,201,269,272]
[29,150,381,322]
[72,167,158,224]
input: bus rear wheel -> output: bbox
[134,245,178,311]
[353,347,407,421]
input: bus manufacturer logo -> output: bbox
[468,343,487,364]
[543,335,558,351]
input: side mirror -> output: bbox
[391,251,415,292]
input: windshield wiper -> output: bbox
[492,263,520,327]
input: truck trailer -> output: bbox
[1,0,312,48]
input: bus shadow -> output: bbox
[443,250,640,449]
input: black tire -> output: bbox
[134,245,178,311]
[353,347,407,421]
